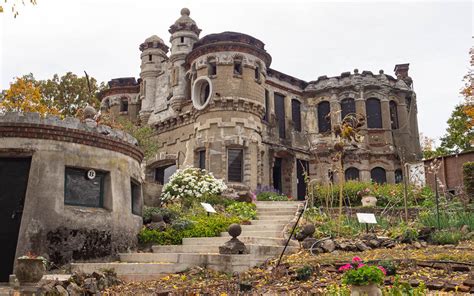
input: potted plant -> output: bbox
[15,252,47,285]
[339,257,385,296]
[358,188,377,207]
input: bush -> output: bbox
[138,213,240,245]
[226,202,257,221]
[419,208,474,230]
[142,206,180,223]
[430,229,463,245]
[463,162,474,201]
[257,191,289,201]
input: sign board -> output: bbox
[86,169,96,180]
[200,202,216,213]
[356,213,377,224]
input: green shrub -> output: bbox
[257,192,289,201]
[295,265,313,281]
[463,162,474,201]
[226,202,257,221]
[341,265,385,286]
[419,209,474,230]
[200,194,236,207]
[142,206,180,223]
[430,229,463,245]
[387,222,419,242]
[138,213,240,245]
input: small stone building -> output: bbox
[0,112,143,282]
[101,8,422,202]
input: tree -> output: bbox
[439,104,473,153]
[460,48,473,127]
[0,75,59,116]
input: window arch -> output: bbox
[340,98,356,121]
[395,169,403,184]
[366,98,382,128]
[291,99,302,132]
[370,167,387,184]
[317,101,331,133]
[390,101,399,130]
[345,167,360,181]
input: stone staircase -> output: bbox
[70,201,302,281]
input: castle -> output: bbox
[100,8,422,201]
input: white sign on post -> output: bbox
[356,213,377,224]
[200,202,217,213]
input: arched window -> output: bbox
[390,101,399,130]
[395,169,403,184]
[345,167,360,181]
[370,167,387,184]
[291,99,302,132]
[340,98,356,121]
[366,98,382,128]
[317,101,331,133]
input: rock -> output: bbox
[465,231,474,240]
[360,233,377,241]
[463,279,474,287]
[426,281,444,290]
[295,231,307,242]
[355,241,371,251]
[219,237,248,254]
[452,264,470,272]
[418,227,434,241]
[55,285,69,296]
[320,239,336,252]
[83,278,98,294]
[420,240,427,247]
[151,213,164,222]
[460,224,470,233]
[301,238,317,250]
[366,239,380,248]
[67,282,83,296]
[148,221,166,231]
[458,285,471,292]
[413,241,422,249]
[337,242,348,250]
[417,261,433,268]
[361,196,377,207]
[302,224,315,237]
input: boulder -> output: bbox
[320,239,336,253]
[83,277,98,294]
[55,285,69,296]
[355,242,371,251]
[66,282,83,296]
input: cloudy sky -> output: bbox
[0,0,472,143]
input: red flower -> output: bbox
[357,263,365,268]
[352,256,362,263]
[338,264,353,271]
[377,266,387,275]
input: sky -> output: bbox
[0,0,472,143]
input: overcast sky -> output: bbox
[0,0,472,143]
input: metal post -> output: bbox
[434,173,440,229]
[403,163,409,222]
[276,200,306,268]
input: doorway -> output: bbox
[0,158,31,282]
[296,159,309,201]
[272,157,282,193]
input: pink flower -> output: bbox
[357,263,365,268]
[338,264,353,271]
[352,256,362,263]
[377,266,387,275]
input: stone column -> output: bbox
[381,98,391,130]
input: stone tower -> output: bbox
[168,8,201,112]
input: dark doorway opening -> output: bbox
[272,157,282,193]
[0,157,31,282]
[296,159,309,200]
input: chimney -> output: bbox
[394,63,410,79]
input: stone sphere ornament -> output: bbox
[302,224,316,237]
[228,223,242,238]
[83,105,97,119]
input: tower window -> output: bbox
[148,55,152,62]
[345,167,360,181]
[274,93,286,138]
[390,100,399,130]
[228,149,243,182]
[406,96,412,113]
[180,36,185,43]
[340,98,356,121]
[255,65,260,80]
[120,98,129,112]
[317,101,331,133]
[198,150,206,170]
[366,98,382,128]
[208,58,217,76]
[291,99,302,132]
[371,167,387,184]
[131,179,141,216]
[234,57,242,75]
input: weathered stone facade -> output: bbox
[101,8,422,202]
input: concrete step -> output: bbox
[257,208,297,214]
[70,262,190,281]
[256,215,294,221]
[220,231,282,238]
[255,201,302,208]
[182,236,294,247]
[250,219,293,226]
[241,224,286,231]
[119,253,265,266]
[151,244,298,255]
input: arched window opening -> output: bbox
[371,167,387,184]
[390,101,399,130]
[366,98,382,128]
[340,98,356,121]
[345,167,360,181]
[155,163,177,185]
[395,169,403,184]
[317,101,331,133]
[291,99,302,132]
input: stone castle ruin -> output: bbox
[101,8,422,202]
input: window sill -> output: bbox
[64,204,111,214]
[208,75,217,79]
[119,111,129,115]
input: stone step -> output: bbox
[70,262,190,281]
[256,205,300,210]
[257,208,297,214]
[119,253,265,266]
[220,231,282,238]
[182,236,294,247]
[241,224,286,231]
[256,215,294,221]
[151,244,298,255]
[255,201,302,208]
[250,219,293,226]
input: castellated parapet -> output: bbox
[100,8,422,202]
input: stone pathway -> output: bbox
[71,201,302,281]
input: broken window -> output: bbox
[390,100,399,130]
[274,93,286,138]
[155,164,177,185]
[366,98,382,128]
[395,169,403,184]
[120,98,129,112]
[180,36,185,43]
[228,149,243,182]
[198,150,206,170]
[64,167,106,208]
[255,65,260,80]
[345,167,360,181]
[233,57,242,75]
[371,167,387,184]
[317,101,331,133]
[263,89,270,122]
[208,58,217,76]
[131,179,141,216]
[291,99,302,132]
[340,98,356,121]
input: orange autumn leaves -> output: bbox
[0,77,60,116]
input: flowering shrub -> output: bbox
[161,167,227,207]
[257,192,290,201]
[357,187,371,197]
[226,202,257,221]
[340,257,385,286]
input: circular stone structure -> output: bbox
[0,112,144,280]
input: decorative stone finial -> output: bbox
[228,223,242,238]
[181,8,190,16]
[219,224,248,254]
[379,69,384,74]
[354,69,359,74]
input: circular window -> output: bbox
[192,76,213,110]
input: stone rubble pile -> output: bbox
[302,233,397,253]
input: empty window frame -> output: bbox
[208,58,217,76]
[255,65,261,80]
[233,57,242,75]
[263,89,270,122]
[317,101,331,133]
[228,149,243,182]
[155,164,177,185]
[291,99,302,132]
[340,98,356,121]
[366,98,382,128]
[131,179,141,215]
[370,167,387,184]
[120,98,129,112]
[64,167,106,208]
[274,93,286,138]
[395,169,403,184]
[198,150,206,170]
[390,101,399,130]
[345,167,360,181]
